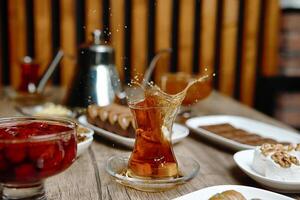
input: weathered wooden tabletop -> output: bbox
[0,89,299,200]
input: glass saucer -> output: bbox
[105,154,200,192]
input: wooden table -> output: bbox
[0,90,299,199]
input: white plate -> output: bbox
[172,185,294,200]
[185,115,300,151]
[17,103,74,118]
[78,115,189,148]
[234,149,300,193]
[77,136,93,157]
[77,125,94,138]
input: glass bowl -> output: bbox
[106,153,200,192]
[0,117,77,200]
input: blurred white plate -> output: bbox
[78,115,189,148]
[172,185,293,200]
[77,124,94,138]
[17,103,74,118]
[185,115,300,151]
[77,136,93,157]
[234,149,300,193]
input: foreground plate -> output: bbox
[234,149,300,193]
[77,136,93,157]
[78,115,189,148]
[77,125,94,157]
[185,115,300,151]
[172,185,293,200]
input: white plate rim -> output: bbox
[234,149,300,186]
[77,136,93,157]
[78,115,189,148]
[18,104,74,118]
[185,115,300,151]
[77,124,94,138]
[172,185,294,200]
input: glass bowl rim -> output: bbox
[0,116,77,143]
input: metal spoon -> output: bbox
[142,48,172,87]
[28,50,64,94]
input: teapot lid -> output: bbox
[80,29,114,53]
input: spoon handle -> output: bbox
[142,48,172,86]
[36,50,64,94]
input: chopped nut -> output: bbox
[286,144,295,152]
[291,156,300,166]
[261,144,274,156]
[271,151,300,168]
[295,144,300,151]
[261,143,282,156]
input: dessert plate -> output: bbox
[234,149,300,193]
[77,136,93,157]
[172,185,294,200]
[77,125,94,157]
[186,115,300,151]
[78,115,189,148]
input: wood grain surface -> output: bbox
[261,0,280,77]
[178,0,195,74]
[240,0,260,106]
[199,0,217,74]
[110,0,125,82]
[0,88,299,199]
[131,0,148,81]
[7,0,27,89]
[60,0,77,88]
[154,0,172,84]
[33,0,52,74]
[218,0,239,97]
[85,0,103,42]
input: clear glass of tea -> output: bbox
[124,79,191,178]
[127,88,183,178]
[105,81,200,192]
[0,117,77,200]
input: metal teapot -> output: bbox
[65,30,123,107]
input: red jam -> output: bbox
[0,122,77,184]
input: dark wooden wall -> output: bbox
[0,0,280,106]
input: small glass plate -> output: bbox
[105,154,200,192]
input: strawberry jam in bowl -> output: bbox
[0,117,77,200]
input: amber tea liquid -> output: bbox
[127,75,210,178]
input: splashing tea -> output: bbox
[126,75,210,178]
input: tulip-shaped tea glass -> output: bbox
[0,117,77,200]
[106,84,199,192]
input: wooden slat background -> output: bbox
[0,0,281,106]
[33,0,52,74]
[7,0,27,89]
[60,0,77,87]
[240,0,261,105]
[262,0,280,77]
[199,0,217,74]
[131,0,148,81]
[218,0,239,97]
[154,0,172,84]
[85,0,103,41]
[178,0,194,74]
[110,0,125,81]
